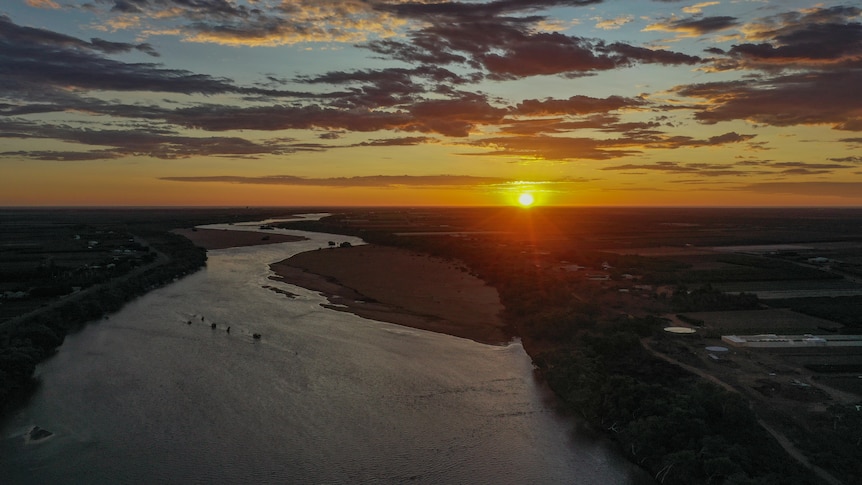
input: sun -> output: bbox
[517,192,535,207]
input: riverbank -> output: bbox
[1,229,207,413]
[270,245,511,345]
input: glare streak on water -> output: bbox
[1,222,649,484]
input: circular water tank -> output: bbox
[664,326,696,334]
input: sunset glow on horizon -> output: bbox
[2,1,862,207]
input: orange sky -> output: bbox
[2,2,861,207]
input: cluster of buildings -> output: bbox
[722,334,862,348]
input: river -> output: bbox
[0,218,651,484]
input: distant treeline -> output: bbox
[645,254,842,285]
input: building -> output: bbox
[722,334,862,348]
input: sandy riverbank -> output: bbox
[270,245,511,345]
[175,227,510,345]
[173,228,306,250]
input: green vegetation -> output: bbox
[805,403,862,478]
[507,292,840,484]
[537,326,817,485]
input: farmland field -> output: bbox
[714,279,862,299]
[679,308,842,333]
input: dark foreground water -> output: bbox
[1,220,651,484]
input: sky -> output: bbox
[1,0,861,207]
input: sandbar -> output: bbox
[174,228,306,250]
[270,245,510,345]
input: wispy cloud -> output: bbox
[0,119,304,160]
[645,15,740,37]
[159,174,512,188]
[593,15,635,30]
[742,182,862,198]
[364,3,701,81]
[683,2,721,15]
[76,0,406,46]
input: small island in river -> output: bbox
[177,223,510,345]
[172,228,306,249]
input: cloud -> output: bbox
[644,16,740,37]
[0,14,158,57]
[601,158,855,179]
[682,2,720,15]
[742,182,862,199]
[602,161,752,177]
[375,0,606,21]
[297,65,469,87]
[0,119,304,160]
[6,2,846,170]
[603,161,705,173]
[293,66,474,109]
[0,150,122,161]
[158,174,513,188]
[407,95,509,136]
[162,104,410,132]
[593,15,634,30]
[157,94,508,137]
[830,156,862,163]
[712,6,862,71]
[602,42,703,66]
[675,70,862,131]
[158,172,595,190]
[616,131,756,150]
[467,135,642,160]
[353,136,434,147]
[25,0,60,9]
[497,115,621,135]
[363,6,700,80]
[0,15,304,98]
[467,128,753,161]
[471,133,753,160]
[495,115,669,136]
[76,0,406,47]
[768,161,852,171]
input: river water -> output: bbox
[1,219,650,484]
